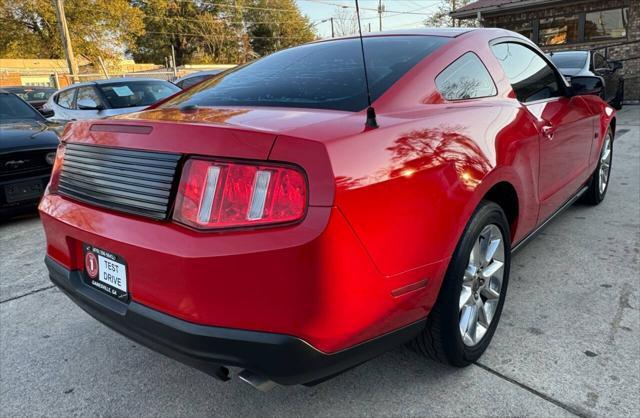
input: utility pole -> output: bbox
[53,0,79,82]
[330,17,335,38]
[451,0,457,28]
[377,0,384,31]
[170,44,178,78]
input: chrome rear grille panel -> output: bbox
[59,143,181,219]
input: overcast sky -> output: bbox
[295,0,444,38]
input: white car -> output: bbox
[44,78,180,123]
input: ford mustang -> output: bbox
[39,28,615,388]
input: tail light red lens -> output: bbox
[173,158,307,229]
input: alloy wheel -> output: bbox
[459,224,505,347]
[599,134,612,195]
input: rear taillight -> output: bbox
[173,158,307,229]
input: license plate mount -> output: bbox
[4,180,43,203]
[83,244,129,301]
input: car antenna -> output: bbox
[354,0,378,129]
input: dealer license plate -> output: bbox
[83,244,128,300]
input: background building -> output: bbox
[451,0,639,101]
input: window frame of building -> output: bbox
[435,52,498,101]
[505,6,631,46]
[537,14,581,46]
[502,20,535,40]
[584,7,630,42]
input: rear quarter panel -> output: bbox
[329,102,540,278]
[331,30,541,278]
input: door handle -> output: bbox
[542,125,555,140]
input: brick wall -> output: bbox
[0,72,22,87]
[482,0,639,101]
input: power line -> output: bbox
[143,15,297,25]
[300,0,437,16]
[144,30,314,39]
[166,0,304,13]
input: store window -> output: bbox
[503,20,533,40]
[585,8,629,41]
[539,15,579,45]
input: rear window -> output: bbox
[548,52,588,69]
[98,81,180,109]
[0,93,42,122]
[177,75,209,89]
[9,88,56,102]
[162,36,449,112]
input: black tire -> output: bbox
[410,201,511,366]
[611,81,624,110]
[582,128,613,205]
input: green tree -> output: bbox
[0,0,144,60]
[130,0,208,66]
[245,0,316,57]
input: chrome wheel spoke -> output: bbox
[485,275,502,298]
[601,144,611,162]
[483,299,498,325]
[460,304,479,345]
[459,286,473,310]
[598,136,612,194]
[481,259,504,279]
[464,264,478,283]
[484,239,501,264]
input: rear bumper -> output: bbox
[46,256,425,385]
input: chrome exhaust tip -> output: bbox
[238,369,277,391]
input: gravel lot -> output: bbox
[1,106,638,417]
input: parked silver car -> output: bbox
[44,78,180,122]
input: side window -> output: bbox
[76,86,103,107]
[435,52,497,100]
[56,88,76,109]
[491,42,562,103]
[593,53,608,70]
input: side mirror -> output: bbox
[77,98,104,110]
[570,75,604,96]
[611,60,623,71]
[39,109,55,118]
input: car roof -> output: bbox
[365,28,476,37]
[56,78,172,91]
[4,86,56,90]
[318,28,476,43]
[550,50,589,56]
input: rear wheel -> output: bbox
[582,128,613,205]
[411,201,511,366]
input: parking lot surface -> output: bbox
[1,106,638,417]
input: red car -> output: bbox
[40,28,615,388]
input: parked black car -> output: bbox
[548,50,624,109]
[173,69,224,89]
[0,90,59,219]
[4,86,57,116]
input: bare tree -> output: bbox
[424,0,478,28]
[333,7,359,36]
